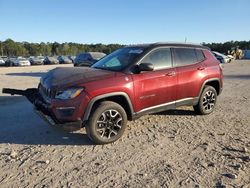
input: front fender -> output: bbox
[82,92,134,121]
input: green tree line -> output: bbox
[1,39,250,57]
[0,39,123,57]
[203,40,250,54]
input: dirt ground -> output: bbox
[0,61,249,187]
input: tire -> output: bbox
[193,86,217,115]
[86,101,127,144]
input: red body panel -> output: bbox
[132,67,177,112]
[176,61,206,100]
[203,50,224,88]
[49,92,90,122]
[44,48,222,123]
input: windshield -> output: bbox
[92,47,144,71]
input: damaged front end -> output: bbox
[2,88,83,132]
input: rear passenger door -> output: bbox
[173,48,206,101]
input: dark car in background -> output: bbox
[43,56,59,65]
[29,56,44,65]
[74,52,106,67]
[57,56,72,64]
[5,57,17,66]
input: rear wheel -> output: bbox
[193,86,217,115]
[86,101,127,144]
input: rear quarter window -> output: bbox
[173,48,197,66]
[195,49,205,62]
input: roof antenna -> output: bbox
[185,37,187,43]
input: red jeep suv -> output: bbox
[3,43,223,144]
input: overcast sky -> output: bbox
[0,0,250,44]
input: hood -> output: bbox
[41,67,116,89]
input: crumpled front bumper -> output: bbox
[33,91,83,132]
[2,88,83,131]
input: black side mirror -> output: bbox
[139,63,154,72]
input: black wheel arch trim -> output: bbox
[199,78,222,98]
[83,92,134,121]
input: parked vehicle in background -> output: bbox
[3,43,223,144]
[5,57,17,66]
[12,57,31,66]
[227,55,235,61]
[29,56,44,65]
[57,56,72,64]
[212,51,231,63]
[1,56,8,62]
[243,50,250,59]
[68,55,76,63]
[0,57,5,66]
[43,56,59,65]
[37,56,45,62]
[74,52,106,67]
[229,47,244,59]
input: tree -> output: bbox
[51,42,60,55]
[39,42,51,56]
[3,39,28,56]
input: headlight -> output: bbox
[55,87,84,100]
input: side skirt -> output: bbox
[132,97,199,120]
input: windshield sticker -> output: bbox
[129,49,143,54]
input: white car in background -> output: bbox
[0,57,5,66]
[13,57,31,66]
[212,51,232,64]
[227,54,235,61]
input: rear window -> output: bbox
[173,48,197,66]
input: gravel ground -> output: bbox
[0,61,249,187]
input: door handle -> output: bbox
[166,71,176,76]
[197,67,205,70]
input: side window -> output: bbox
[140,48,172,70]
[78,54,86,60]
[195,49,205,62]
[86,54,92,60]
[173,48,197,66]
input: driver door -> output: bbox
[132,48,177,113]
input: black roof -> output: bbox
[126,42,210,50]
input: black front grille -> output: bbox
[39,84,56,99]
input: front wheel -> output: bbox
[86,101,127,144]
[193,86,217,115]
